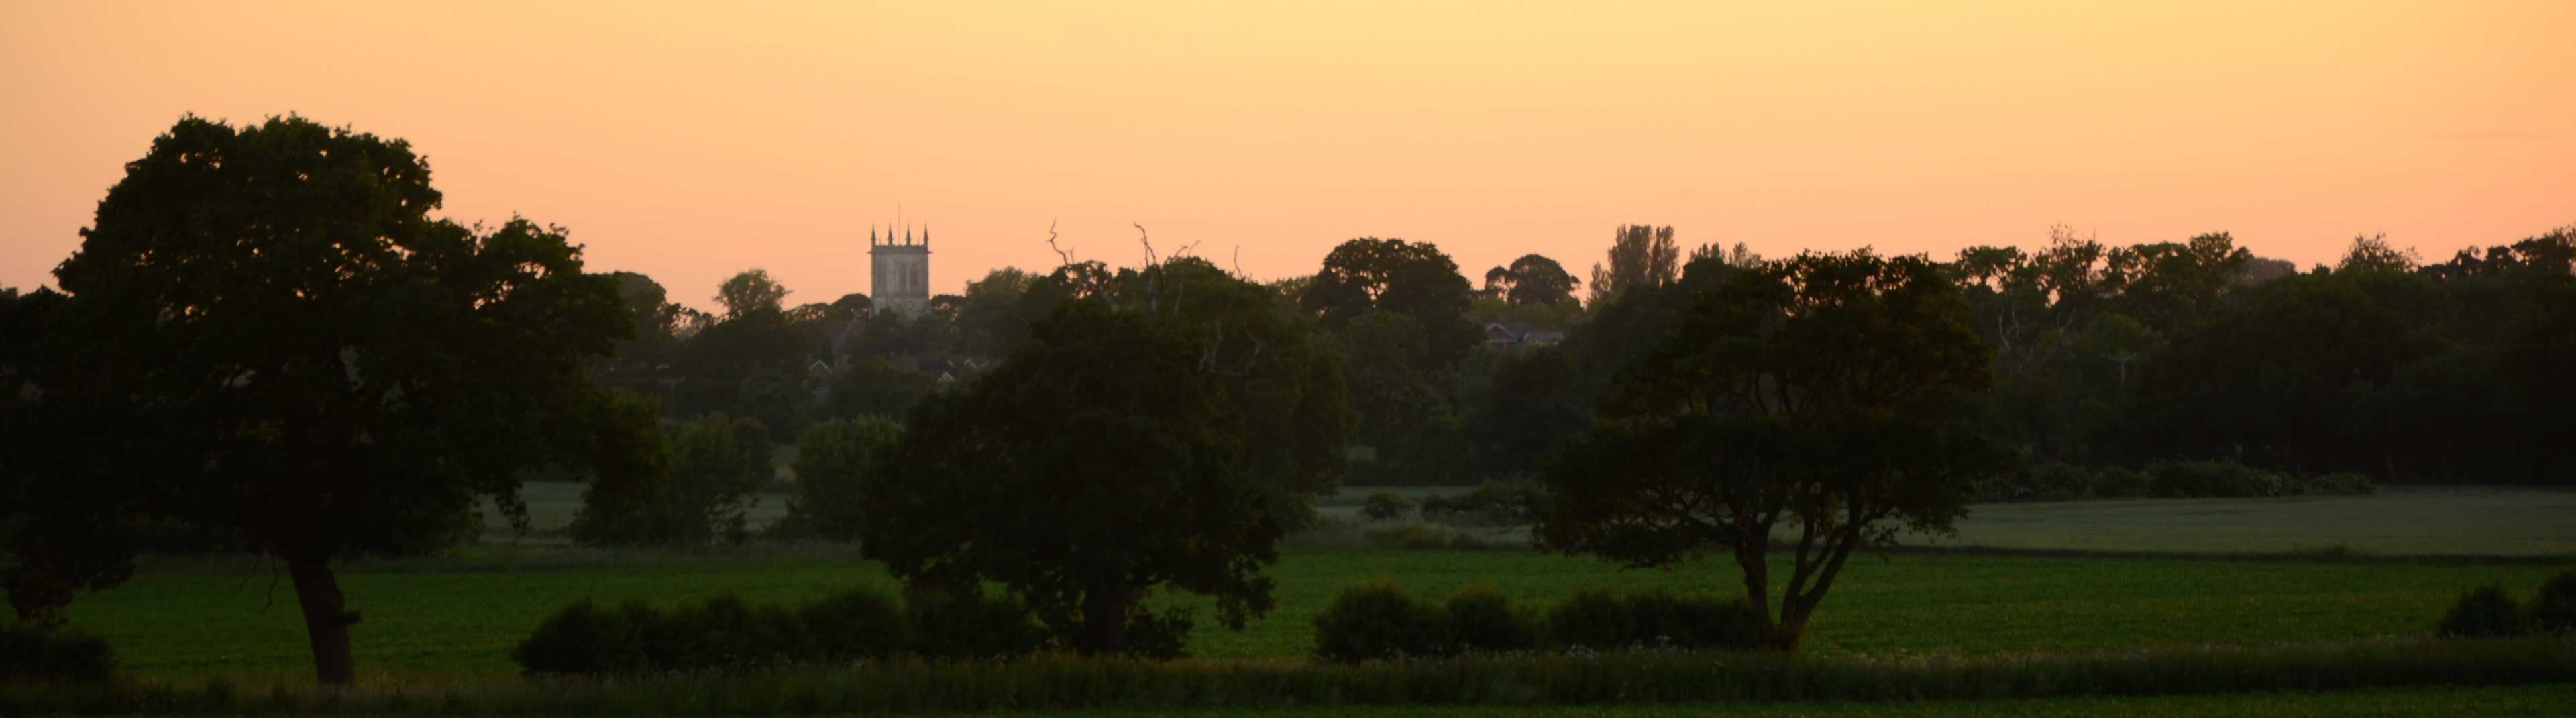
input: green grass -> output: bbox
[64,547,2567,679]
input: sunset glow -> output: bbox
[5,1,2571,307]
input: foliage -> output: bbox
[1311,580,1448,661]
[513,586,933,676]
[1460,348,1592,482]
[899,586,1049,661]
[770,417,901,542]
[39,116,643,684]
[1953,224,2576,484]
[1588,225,1680,305]
[1480,254,1581,308]
[1539,250,2014,642]
[1360,493,1418,521]
[2436,586,2528,639]
[0,625,115,684]
[714,269,792,318]
[1542,588,1784,652]
[1,289,139,629]
[2530,569,2576,635]
[570,415,769,546]
[861,258,1352,656]
[1442,584,1538,653]
[817,358,938,421]
[53,544,2576,676]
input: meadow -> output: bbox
[39,484,2570,717]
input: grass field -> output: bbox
[498,483,2576,557]
[64,546,2566,679]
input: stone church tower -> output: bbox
[869,225,931,319]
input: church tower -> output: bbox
[869,225,932,319]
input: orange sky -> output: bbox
[5,1,2571,309]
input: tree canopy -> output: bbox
[859,258,1351,656]
[1537,250,2014,644]
[30,116,644,684]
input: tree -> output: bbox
[771,416,902,541]
[1,288,140,630]
[820,358,940,419]
[1587,225,1679,305]
[1503,254,1580,307]
[571,414,771,546]
[715,268,792,318]
[2338,233,2420,274]
[1536,250,2012,645]
[860,258,1350,656]
[44,116,641,683]
[1300,238,1480,369]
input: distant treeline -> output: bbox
[605,223,2575,487]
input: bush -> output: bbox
[2299,472,2375,496]
[2027,462,2092,501]
[2147,460,2288,499]
[1313,580,1448,661]
[513,584,1022,676]
[2438,585,2530,638]
[1443,584,1536,654]
[1544,588,1781,652]
[0,625,115,684]
[1120,605,1197,661]
[1623,591,1782,651]
[647,593,808,671]
[1421,480,1552,525]
[2093,466,2152,499]
[905,586,1047,661]
[512,598,651,676]
[796,587,910,661]
[1360,493,1417,521]
[2528,569,2576,635]
[1541,588,1631,650]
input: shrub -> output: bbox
[512,598,651,676]
[2438,585,2529,638]
[1546,588,1781,652]
[1443,584,1536,654]
[647,593,808,670]
[1313,580,1448,661]
[1360,493,1417,520]
[2528,569,2576,635]
[0,625,115,684]
[514,585,1006,676]
[2300,472,2375,496]
[2093,466,2152,499]
[2146,460,2288,499]
[1623,590,1783,652]
[796,586,909,661]
[1120,605,1197,661]
[2027,462,2092,502]
[905,586,1046,660]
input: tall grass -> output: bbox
[7,637,2569,715]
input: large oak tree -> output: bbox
[44,116,641,684]
[1536,250,2015,646]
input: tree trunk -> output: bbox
[1077,588,1131,656]
[285,554,356,686]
